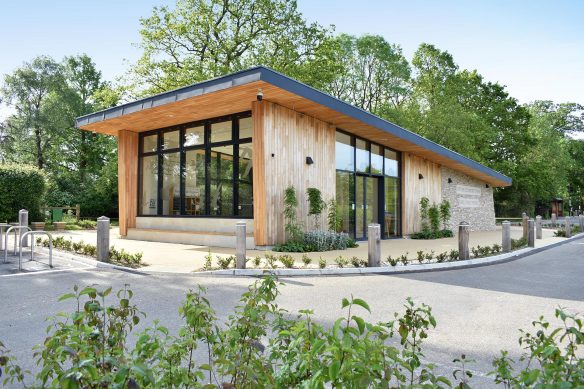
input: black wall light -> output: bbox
[257,88,263,101]
[448,178,452,183]
[485,184,489,188]
[418,173,424,179]
[306,156,314,165]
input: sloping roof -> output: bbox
[76,66,512,186]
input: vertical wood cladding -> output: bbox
[118,130,139,236]
[253,100,336,245]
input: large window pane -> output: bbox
[162,130,179,150]
[210,145,234,216]
[211,120,232,143]
[161,152,181,215]
[371,144,383,175]
[140,155,158,215]
[142,134,158,153]
[384,177,400,237]
[336,171,354,237]
[384,149,399,177]
[335,131,354,171]
[239,117,252,139]
[185,149,206,215]
[355,139,370,173]
[184,125,204,147]
[238,143,253,216]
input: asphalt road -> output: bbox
[1,236,582,387]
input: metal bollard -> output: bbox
[502,221,511,252]
[528,219,535,248]
[459,222,470,260]
[19,209,29,247]
[579,215,584,234]
[551,213,557,227]
[97,216,110,262]
[535,215,542,239]
[367,224,381,267]
[236,221,246,269]
[522,212,528,240]
[565,218,571,238]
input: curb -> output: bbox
[34,247,145,274]
[193,234,584,278]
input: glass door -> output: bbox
[355,175,381,239]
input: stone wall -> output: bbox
[440,167,496,231]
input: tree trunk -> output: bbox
[80,131,87,182]
[35,128,44,169]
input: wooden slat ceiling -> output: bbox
[79,80,509,187]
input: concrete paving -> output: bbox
[49,225,563,273]
[0,236,582,387]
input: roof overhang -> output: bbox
[76,66,512,187]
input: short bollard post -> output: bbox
[522,212,528,240]
[551,213,557,227]
[535,215,542,239]
[502,221,511,252]
[528,219,535,248]
[236,221,246,269]
[458,222,470,260]
[19,209,29,247]
[96,216,110,262]
[367,224,381,267]
[579,215,584,234]
[565,218,571,238]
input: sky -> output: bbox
[1,0,583,119]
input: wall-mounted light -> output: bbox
[418,173,424,179]
[485,184,489,188]
[306,156,314,165]
[257,88,263,101]
[448,178,452,184]
[271,153,275,157]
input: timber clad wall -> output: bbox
[252,100,336,245]
[402,153,442,235]
[118,130,138,236]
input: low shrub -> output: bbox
[318,257,326,269]
[216,256,234,269]
[334,255,349,268]
[399,253,409,266]
[265,253,278,269]
[350,256,367,268]
[511,237,527,249]
[273,241,315,252]
[253,256,262,267]
[449,250,459,261]
[301,254,312,267]
[387,255,399,266]
[554,225,581,237]
[416,250,425,263]
[279,254,295,268]
[303,230,353,251]
[410,229,453,240]
[0,163,46,223]
[204,249,213,270]
[436,252,448,263]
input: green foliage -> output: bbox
[318,257,326,269]
[303,230,354,251]
[301,254,312,267]
[283,185,303,242]
[449,250,459,261]
[278,254,295,268]
[306,187,326,229]
[203,249,213,270]
[252,256,262,267]
[387,255,399,266]
[419,197,430,233]
[264,253,278,269]
[0,163,46,222]
[511,237,528,250]
[436,252,448,263]
[273,241,315,253]
[440,200,451,230]
[411,229,453,239]
[429,203,440,233]
[554,225,581,237]
[216,255,234,269]
[327,198,343,233]
[334,255,349,268]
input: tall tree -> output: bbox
[131,0,336,95]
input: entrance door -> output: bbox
[355,175,381,239]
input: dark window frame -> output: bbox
[335,128,402,239]
[138,111,253,218]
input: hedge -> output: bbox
[0,163,46,222]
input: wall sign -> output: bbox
[456,184,482,196]
[456,184,481,208]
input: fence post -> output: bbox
[535,215,542,239]
[97,216,110,262]
[236,221,246,269]
[551,213,557,227]
[367,223,381,267]
[564,218,571,238]
[76,204,81,222]
[528,219,535,248]
[19,209,29,247]
[458,222,470,260]
[502,221,511,252]
[522,212,528,240]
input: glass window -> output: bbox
[161,152,181,215]
[184,125,204,147]
[239,117,252,139]
[211,120,232,143]
[140,155,158,215]
[210,145,234,216]
[185,149,206,215]
[162,130,179,150]
[384,149,399,177]
[335,171,354,237]
[355,139,369,173]
[142,134,158,153]
[238,143,253,217]
[371,144,383,175]
[384,177,400,237]
[335,131,354,171]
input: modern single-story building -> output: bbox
[76,66,511,248]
